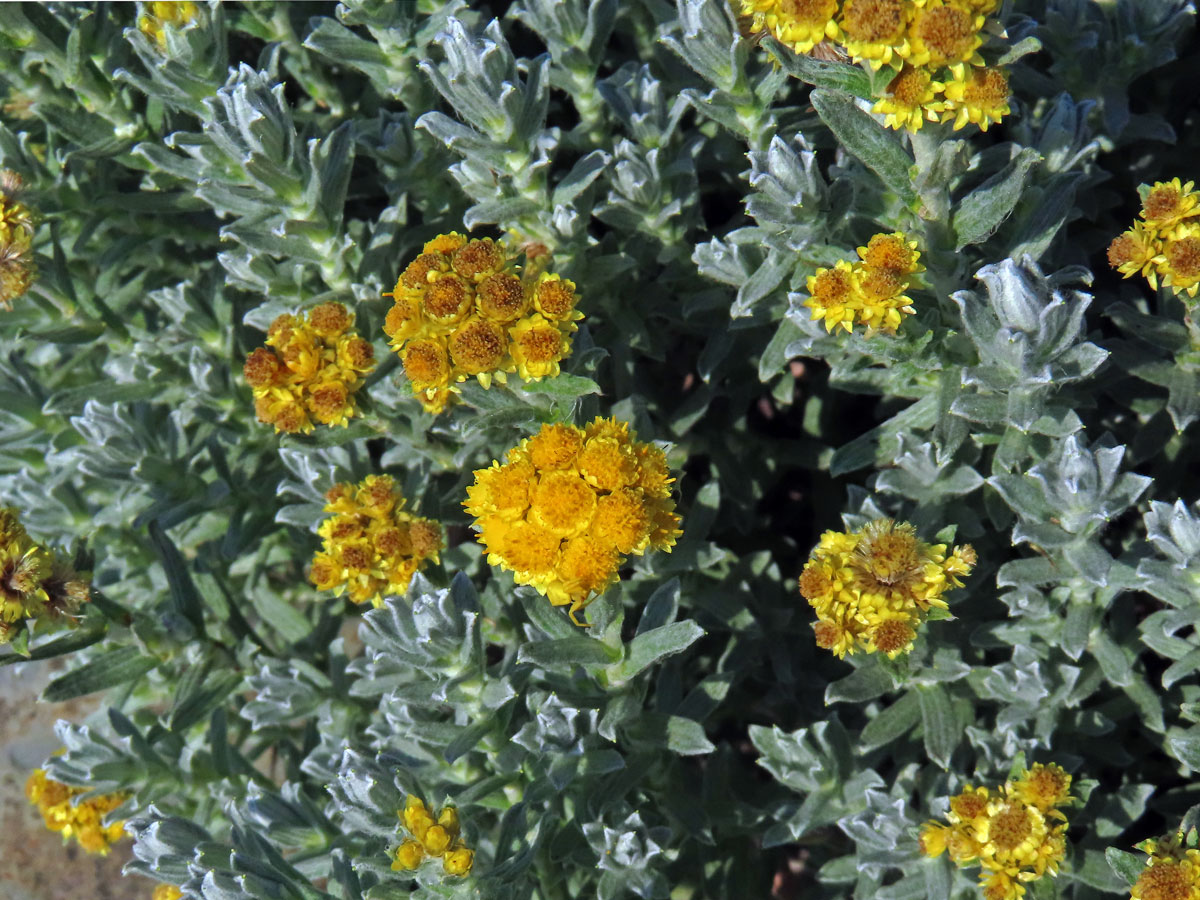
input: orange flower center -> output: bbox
[527,423,584,469]
[1167,236,1200,277]
[449,319,506,373]
[842,0,906,42]
[477,273,528,321]
[1143,186,1182,222]
[451,239,503,279]
[781,0,836,25]
[424,276,472,323]
[872,618,915,653]
[1107,233,1136,268]
[812,620,842,648]
[811,267,854,304]
[308,302,351,336]
[887,66,931,105]
[403,340,449,387]
[1135,861,1193,900]
[798,566,832,600]
[535,279,576,319]
[963,68,1009,106]
[988,804,1033,851]
[916,5,975,64]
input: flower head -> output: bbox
[803,233,922,335]
[1,506,91,642]
[939,66,1011,132]
[1112,180,1200,299]
[310,475,442,606]
[799,518,973,657]
[393,796,473,878]
[920,765,1072,900]
[904,0,986,70]
[839,0,913,68]
[384,235,582,413]
[873,65,942,132]
[137,1,200,47]
[26,768,127,855]
[153,887,183,900]
[0,170,35,311]
[465,418,681,625]
[244,303,375,434]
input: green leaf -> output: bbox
[42,646,160,702]
[147,520,207,637]
[168,670,243,733]
[916,684,958,769]
[859,690,921,750]
[251,589,313,645]
[1105,848,1145,887]
[517,636,619,671]
[810,88,917,208]
[766,38,872,99]
[952,148,1041,249]
[520,374,602,398]
[825,663,894,704]
[609,620,704,684]
[625,713,714,756]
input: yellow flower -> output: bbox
[152,886,183,900]
[755,0,842,54]
[1108,221,1163,283]
[799,519,974,657]
[804,234,924,335]
[383,235,582,414]
[26,768,127,855]
[939,66,1011,132]
[1011,763,1072,815]
[244,303,375,434]
[1141,178,1200,230]
[1131,856,1200,900]
[310,475,442,607]
[137,1,200,48]
[1,507,90,639]
[465,418,682,626]
[0,170,35,311]
[903,0,986,70]
[1156,223,1200,299]
[838,0,913,68]
[920,765,1072,899]
[395,796,473,877]
[873,65,943,132]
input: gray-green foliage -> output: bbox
[1,0,1199,898]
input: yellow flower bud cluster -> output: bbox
[736,0,1011,132]
[25,768,127,855]
[0,169,36,311]
[1108,178,1200,299]
[392,795,474,878]
[798,518,975,657]
[1,506,91,645]
[137,1,200,48]
[243,302,376,435]
[464,418,682,626]
[919,763,1073,900]
[309,475,442,607]
[1127,831,1200,900]
[802,232,923,334]
[152,886,183,900]
[383,232,583,414]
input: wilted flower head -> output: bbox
[1,506,91,643]
[392,795,474,877]
[26,768,127,855]
[799,517,974,657]
[920,763,1072,900]
[465,417,682,625]
[137,1,200,47]
[0,169,35,311]
[310,475,442,607]
[244,302,376,434]
[1109,180,1200,299]
[383,233,582,414]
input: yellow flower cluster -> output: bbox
[919,764,1073,900]
[25,768,127,855]
[392,795,474,878]
[152,886,183,900]
[802,232,923,334]
[0,169,35,311]
[1128,831,1200,900]
[243,302,376,434]
[1,506,91,646]
[1108,178,1200,299]
[798,518,975,657]
[309,475,442,607]
[383,233,583,414]
[465,418,682,626]
[137,1,200,47]
[737,0,1011,132]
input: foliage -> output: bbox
[1,1,1199,899]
